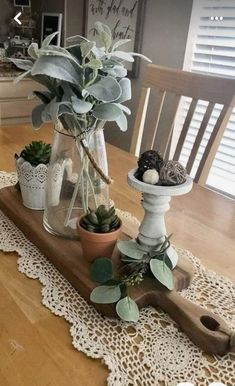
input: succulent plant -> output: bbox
[18,141,51,166]
[80,205,120,233]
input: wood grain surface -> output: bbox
[0,124,235,385]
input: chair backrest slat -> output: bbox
[186,101,215,174]
[173,98,198,161]
[131,64,235,186]
[150,89,166,150]
[130,86,150,156]
[195,98,235,184]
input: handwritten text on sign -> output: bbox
[86,0,139,52]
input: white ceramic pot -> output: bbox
[16,158,48,210]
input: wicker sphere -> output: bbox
[159,161,187,186]
[142,169,159,185]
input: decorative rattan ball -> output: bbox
[135,150,164,180]
[159,161,187,186]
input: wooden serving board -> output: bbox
[0,186,233,356]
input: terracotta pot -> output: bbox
[77,217,122,262]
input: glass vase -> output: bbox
[43,124,109,239]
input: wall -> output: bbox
[0,0,14,45]
[104,0,193,152]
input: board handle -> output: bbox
[150,289,235,356]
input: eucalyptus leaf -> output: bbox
[110,51,134,62]
[31,104,46,128]
[71,96,92,113]
[150,259,174,290]
[86,76,121,102]
[28,42,39,59]
[102,65,127,78]
[95,22,112,52]
[116,78,131,103]
[128,52,152,63]
[117,240,144,260]
[90,285,121,304]
[31,56,80,85]
[112,39,131,51]
[116,296,140,322]
[33,91,52,104]
[42,31,59,47]
[101,31,112,52]
[13,69,31,84]
[10,58,33,71]
[155,253,173,270]
[91,257,113,284]
[38,46,82,69]
[80,41,95,58]
[93,103,122,121]
[113,103,131,115]
[91,46,105,59]
[115,111,127,132]
[84,59,102,70]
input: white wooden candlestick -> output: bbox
[127,169,193,268]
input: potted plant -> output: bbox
[15,140,51,210]
[77,205,121,262]
[11,21,151,238]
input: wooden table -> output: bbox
[0,124,234,386]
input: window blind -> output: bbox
[179,0,235,197]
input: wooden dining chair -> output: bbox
[130,64,235,186]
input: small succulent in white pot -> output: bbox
[15,141,51,210]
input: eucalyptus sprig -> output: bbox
[90,235,174,322]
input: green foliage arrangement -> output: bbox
[80,205,120,233]
[90,235,174,322]
[16,140,51,166]
[11,22,150,136]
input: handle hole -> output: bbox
[200,315,220,331]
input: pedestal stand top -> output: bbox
[127,169,193,196]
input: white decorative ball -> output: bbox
[142,169,159,185]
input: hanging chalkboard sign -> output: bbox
[84,0,145,78]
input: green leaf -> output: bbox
[42,32,59,47]
[93,103,123,121]
[80,41,95,58]
[13,69,31,84]
[95,22,112,52]
[33,91,52,104]
[28,42,39,59]
[129,52,152,63]
[31,104,45,129]
[115,111,127,132]
[151,252,173,270]
[84,59,102,70]
[117,240,144,260]
[102,65,127,78]
[111,51,134,62]
[91,258,113,284]
[90,285,121,304]
[150,259,174,290]
[86,76,121,102]
[10,58,33,71]
[112,39,131,51]
[116,78,131,103]
[71,96,92,113]
[116,297,140,322]
[31,56,80,85]
[113,103,131,115]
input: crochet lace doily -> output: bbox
[0,171,234,386]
